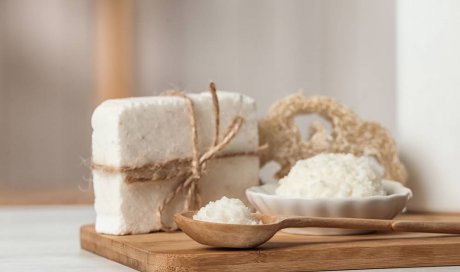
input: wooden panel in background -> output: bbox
[96,0,133,102]
[0,1,7,192]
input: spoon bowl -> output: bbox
[175,211,460,249]
[175,211,280,248]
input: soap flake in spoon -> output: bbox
[193,196,260,225]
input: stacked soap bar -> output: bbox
[91,91,259,235]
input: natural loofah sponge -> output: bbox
[258,93,408,183]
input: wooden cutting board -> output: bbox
[80,213,460,272]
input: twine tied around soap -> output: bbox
[92,82,263,231]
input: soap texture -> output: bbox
[92,91,259,234]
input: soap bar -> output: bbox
[91,91,259,235]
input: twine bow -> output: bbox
[157,82,245,231]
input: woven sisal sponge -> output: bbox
[258,93,408,183]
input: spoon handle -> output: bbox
[280,217,460,234]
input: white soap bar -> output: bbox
[91,91,259,234]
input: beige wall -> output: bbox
[135,0,396,130]
[0,0,94,203]
[0,0,396,203]
[321,0,396,133]
[135,0,323,114]
[397,0,460,212]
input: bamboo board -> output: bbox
[80,213,460,271]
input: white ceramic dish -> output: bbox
[246,180,412,235]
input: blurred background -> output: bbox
[0,0,458,211]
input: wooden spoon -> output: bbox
[175,211,460,248]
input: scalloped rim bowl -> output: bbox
[246,180,412,235]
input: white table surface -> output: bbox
[0,206,458,272]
